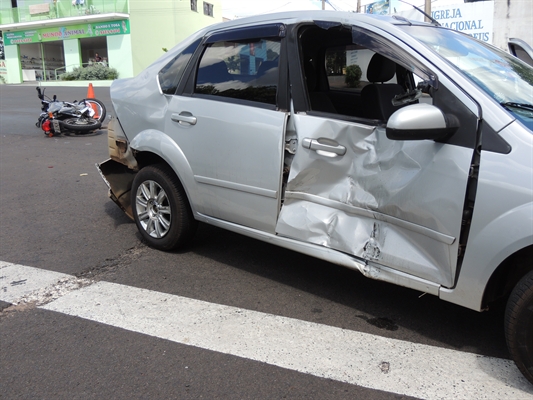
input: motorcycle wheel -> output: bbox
[59,117,101,133]
[81,98,106,124]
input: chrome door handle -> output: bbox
[302,138,346,156]
[171,112,197,126]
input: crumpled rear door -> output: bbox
[276,114,473,287]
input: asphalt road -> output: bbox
[0,84,531,399]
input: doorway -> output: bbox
[80,36,108,65]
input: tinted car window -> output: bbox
[195,38,281,105]
[158,39,201,95]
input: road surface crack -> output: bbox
[75,243,147,280]
[0,244,146,319]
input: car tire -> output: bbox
[505,269,533,384]
[131,164,197,251]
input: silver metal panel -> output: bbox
[194,175,278,199]
[165,95,287,233]
[388,103,447,130]
[276,114,473,287]
[110,75,170,143]
[440,121,533,310]
[198,213,441,296]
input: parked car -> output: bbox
[97,11,533,384]
[508,37,533,67]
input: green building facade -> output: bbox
[0,0,221,83]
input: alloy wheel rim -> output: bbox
[135,180,171,238]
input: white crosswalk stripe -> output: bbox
[1,261,532,399]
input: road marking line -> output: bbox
[1,262,532,399]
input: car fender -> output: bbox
[130,129,201,215]
[440,201,533,311]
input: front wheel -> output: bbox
[59,117,101,133]
[81,98,106,124]
[505,270,533,384]
[131,164,197,251]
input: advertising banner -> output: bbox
[5,19,130,45]
[365,0,390,15]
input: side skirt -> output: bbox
[196,213,441,296]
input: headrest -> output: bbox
[366,53,396,83]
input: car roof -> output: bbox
[198,10,430,39]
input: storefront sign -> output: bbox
[4,19,130,45]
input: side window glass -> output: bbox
[298,25,435,122]
[195,38,281,105]
[158,39,201,95]
[326,45,396,94]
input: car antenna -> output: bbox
[397,0,440,26]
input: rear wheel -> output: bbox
[59,117,101,132]
[81,98,106,123]
[505,270,533,384]
[131,164,197,250]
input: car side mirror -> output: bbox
[386,103,459,141]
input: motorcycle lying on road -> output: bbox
[36,87,107,137]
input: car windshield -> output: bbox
[400,25,533,131]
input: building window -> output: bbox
[191,0,197,12]
[203,2,213,17]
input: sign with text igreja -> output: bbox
[5,19,130,45]
[396,2,495,44]
[431,2,495,43]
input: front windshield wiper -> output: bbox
[501,102,533,111]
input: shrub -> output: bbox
[345,64,362,88]
[60,64,119,81]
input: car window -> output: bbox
[402,26,533,131]
[194,38,281,105]
[158,39,201,95]
[298,25,424,121]
[326,45,397,93]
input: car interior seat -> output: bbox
[304,60,337,113]
[360,53,406,120]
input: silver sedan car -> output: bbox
[97,11,533,384]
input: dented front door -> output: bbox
[276,115,473,287]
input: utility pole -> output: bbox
[322,0,326,10]
[424,0,431,22]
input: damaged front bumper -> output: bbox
[96,159,136,220]
[96,116,138,220]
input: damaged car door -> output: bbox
[276,23,479,288]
